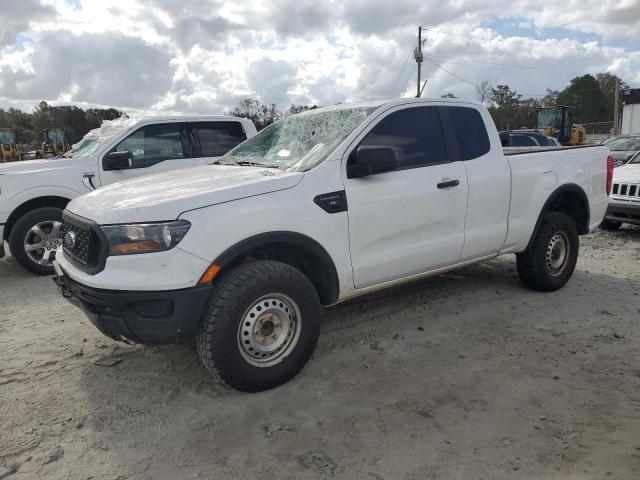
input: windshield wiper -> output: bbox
[233,161,258,166]
[209,159,281,169]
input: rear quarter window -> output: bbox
[446,107,491,160]
[193,121,247,157]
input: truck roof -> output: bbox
[294,97,483,117]
[126,115,252,123]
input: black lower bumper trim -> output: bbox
[54,273,212,344]
[606,203,640,225]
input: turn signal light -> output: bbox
[198,264,221,285]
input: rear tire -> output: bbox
[8,207,64,275]
[516,212,579,292]
[196,260,321,392]
[600,219,622,231]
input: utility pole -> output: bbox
[613,78,620,135]
[414,26,423,98]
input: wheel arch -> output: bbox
[211,231,340,306]
[526,183,590,250]
[4,196,70,240]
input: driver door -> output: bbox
[99,121,195,186]
[343,105,469,289]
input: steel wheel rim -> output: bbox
[23,220,63,267]
[546,231,569,277]
[238,293,302,367]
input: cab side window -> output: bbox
[357,106,448,172]
[113,123,185,167]
[446,107,491,160]
[193,121,246,157]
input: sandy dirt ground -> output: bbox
[1,227,639,480]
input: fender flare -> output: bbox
[526,183,590,250]
[213,231,340,305]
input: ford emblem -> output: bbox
[64,231,77,249]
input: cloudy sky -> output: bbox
[1,0,639,115]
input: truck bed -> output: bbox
[502,144,604,155]
[501,144,610,252]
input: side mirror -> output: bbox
[103,151,133,171]
[347,145,400,178]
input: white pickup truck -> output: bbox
[0,116,257,274]
[53,98,612,392]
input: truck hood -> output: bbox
[0,156,83,175]
[612,163,640,183]
[67,165,304,224]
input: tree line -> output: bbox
[0,101,122,147]
[230,72,628,134]
[481,72,627,133]
[0,71,627,148]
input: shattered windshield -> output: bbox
[219,107,376,171]
[63,117,137,158]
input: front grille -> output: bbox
[61,212,103,270]
[612,183,640,200]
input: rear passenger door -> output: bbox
[190,121,247,166]
[344,105,469,289]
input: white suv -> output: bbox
[0,116,256,274]
[601,151,640,229]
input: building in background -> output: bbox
[621,89,640,135]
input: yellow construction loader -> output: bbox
[0,128,22,162]
[40,128,70,158]
[537,105,586,146]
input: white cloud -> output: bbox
[0,0,638,115]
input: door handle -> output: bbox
[437,179,460,189]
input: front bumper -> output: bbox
[0,224,4,258]
[605,202,640,225]
[54,270,212,344]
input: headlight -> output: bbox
[102,220,190,256]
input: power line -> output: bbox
[392,49,413,94]
[426,54,580,77]
[422,27,620,54]
[423,57,481,88]
[423,56,607,99]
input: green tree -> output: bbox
[487,85,537,130]
[595,72,628,130]
[0,101,123,148]
[231,98,282,131]
[287,104,319,115]
[556,74,608,126]
[490,85,522,109]
[542,89,559,105]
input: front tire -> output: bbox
[516,212,579,292]
[8,207,64,275]
[196,260,321,392]
[600,219,622,231]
